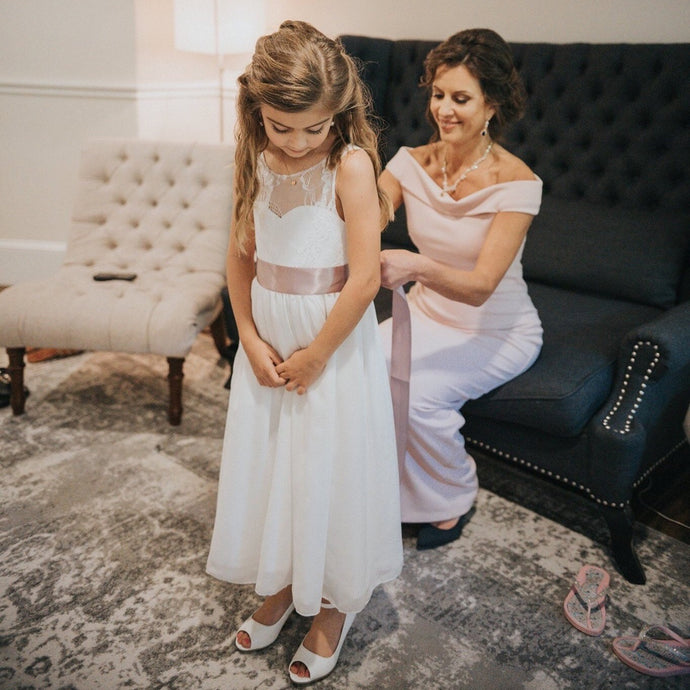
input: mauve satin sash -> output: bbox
[255,259,348,294]
[390,286,411,466]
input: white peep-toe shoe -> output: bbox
[288,608,356,685]
[235,603,295,652]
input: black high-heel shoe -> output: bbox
[416,507,475,550]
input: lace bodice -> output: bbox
[253,153,347,268]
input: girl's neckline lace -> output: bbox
[261,151,328,179]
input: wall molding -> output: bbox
[0,239,67,285]
[0,80,239,101]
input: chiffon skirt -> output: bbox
[207,280,403,616]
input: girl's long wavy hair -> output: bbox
[233,20,392,254]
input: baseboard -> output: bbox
[0,239,66,284]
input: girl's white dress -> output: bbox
[206,149,403,616]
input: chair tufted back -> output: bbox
[0,139,233,358]
[341,36,690,307]
[66,139,232,282]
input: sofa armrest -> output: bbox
[598,301,690,435]
[586,301,690,507]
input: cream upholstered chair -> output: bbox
[0,139,233,424]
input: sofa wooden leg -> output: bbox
[599,505,646,585]
[7,347,26,416]
[167,357,184,426]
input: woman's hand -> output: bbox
[380,249,422,289]
[275,347,326,395]
[243,336,286,388]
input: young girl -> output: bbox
[206,21,403,685]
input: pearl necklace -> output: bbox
[440,141,493,196]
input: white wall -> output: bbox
[0,0,139,281]
[0,0,238,282]
[1,0,688,283]
[133,0,243,143]
[266,0,690,43]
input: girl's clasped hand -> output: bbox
[242,337,321,395]
[241,337,285,388]
[275,347,325,395]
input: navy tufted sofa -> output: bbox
[340,35,690,584]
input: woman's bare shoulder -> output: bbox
[493,144,537,182]
[408,144,440,170]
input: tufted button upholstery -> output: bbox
[344,37,689,214]
[0,138,232,356]
[0,138,234,423]
[507,44,689,210]
[343,35,690,304]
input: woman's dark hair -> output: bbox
[421,28,526,141]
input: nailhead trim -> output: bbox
[602,340,660,434]
[633,438,689,489]
[467,435,689,509]
[466,436,627,508]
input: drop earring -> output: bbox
[481,118,490,137]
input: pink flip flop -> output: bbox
[613,625,690,677]
[563,564,610,636]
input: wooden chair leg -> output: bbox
[7,347,26,416]
[209,312,231,359]
[167,356,184,426]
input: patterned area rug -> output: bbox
[1,335,688,689]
